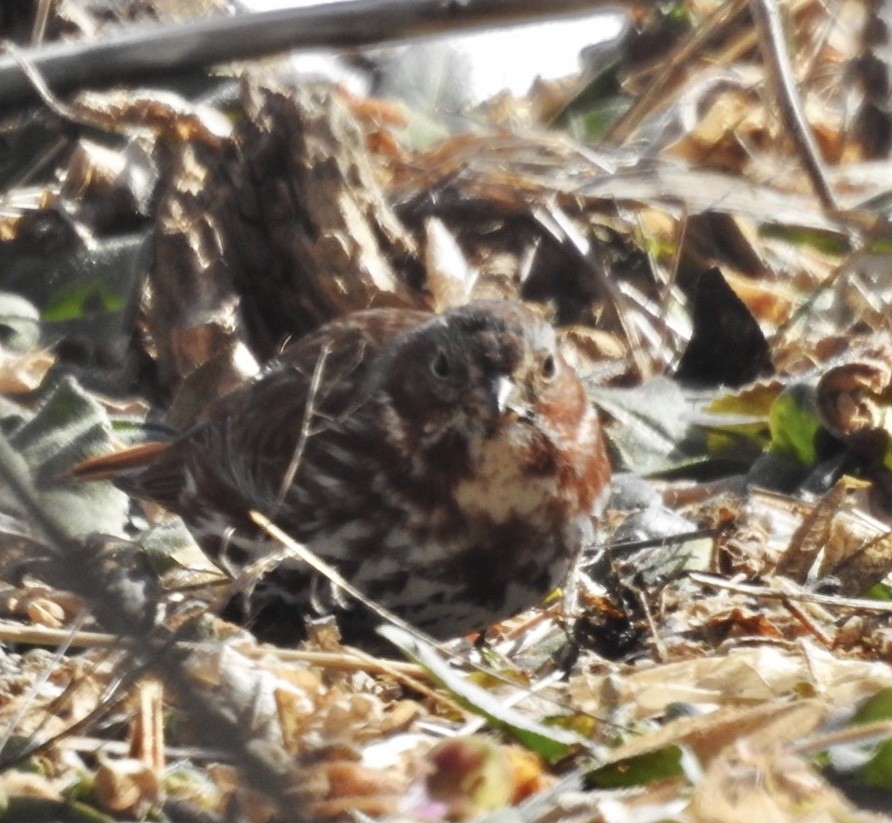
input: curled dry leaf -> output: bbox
[663,69,767,173]
[821,511,892,596]
[61,138,158,228]
[0,580,84,629]
[225,82,422,343]
[816,343,892,461]
[706,606,785,641]
[24,598,66,628]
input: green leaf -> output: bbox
[863,582,892,602]
[584,745,685,789]
[768,381,822,465]
[859,739,892,788]
[379,625,585,762]
[852,688,892,725]
[39,234,144,323]
[2,233,146,348]
[759,223,852,255]
[820,688,892,799]
[3,796,113,823]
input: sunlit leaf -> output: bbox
[768,381,822,464]
[5,375,130,538]
[379,625,585,762]
[585,746,685,789]
[0,292,40,352]
[852,688,892,725]
[588,378,707,475]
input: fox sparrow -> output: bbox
[89,301,611,641]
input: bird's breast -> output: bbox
[450,430,567,528]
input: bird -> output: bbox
[77,300,611,642]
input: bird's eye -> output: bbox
[431,348,452,379]
[541,353,557,381]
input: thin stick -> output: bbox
[637,587,668,663]
[275,342,330,510]
[690,572,892,613]
[0,620,118,648]
[782,597,834,647]
[3,42,82,122]
[750,0,837,210]
[0,613,88,759]
[604,0,749,144]
[0,0,620,108]
[249,510,441,648]
[0,620,427,676]
[344,646,466,715]
[791,720,892,757]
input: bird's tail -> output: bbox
[71,441,172,482]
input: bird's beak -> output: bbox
[492,375,528,420]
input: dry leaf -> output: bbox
[691,745,879,823]
[776,479,852,583]
[94,755,161,816]
[424,217,477,311]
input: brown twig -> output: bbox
[275,342,331,510]
[604,0,750,144]
[791,719,892,757]
[0,616,431,679]
[781,597,835,647]
[749,0,837,210]
[249,510,448,647]
[690,572,892,613]
[0,0,627,108]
